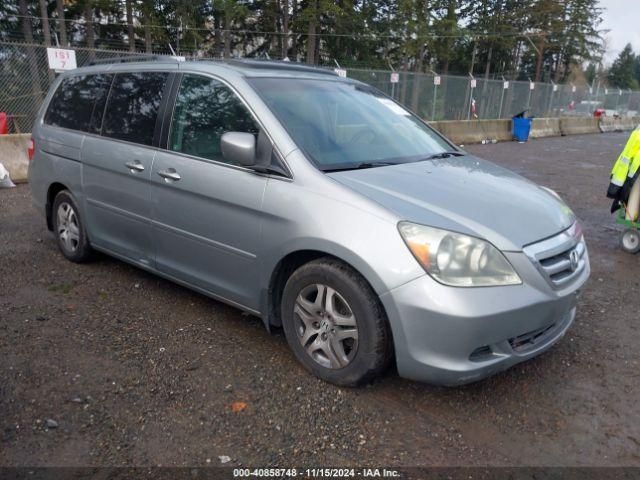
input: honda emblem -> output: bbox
[569,249,580,272]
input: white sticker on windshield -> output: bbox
[376,98,411,116]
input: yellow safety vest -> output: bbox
[608,126,640,199]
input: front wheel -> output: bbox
[281,258,391,386]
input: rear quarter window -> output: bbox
[44,74,113,133]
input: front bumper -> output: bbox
[380,247,590,386]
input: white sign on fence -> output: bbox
[470,78,476,88]
[334,68,347,78]
[434,75,441,86]
[47,48,77,71]
[529,82,535,90]
[553,84,558,92]
[571,85,577,93]
[390,72,399,83]
[503,81,509,89]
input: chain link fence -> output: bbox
[348,68,640,122]
[0,41,165,132]
[3,39,640,134]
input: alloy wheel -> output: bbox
[294,283,359,369]
[57,202,80,253]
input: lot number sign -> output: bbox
[47,48,77,71]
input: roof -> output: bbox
[216,59,340,77]
[83,56,342,79]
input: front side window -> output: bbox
[44,74,113,132]
[102,72,168,146]
[169,74,259,163]
[249,77,452,171]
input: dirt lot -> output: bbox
[1,132,639,468]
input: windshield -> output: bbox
[248,78,454,171]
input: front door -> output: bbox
[150,73,267,310]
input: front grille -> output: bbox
[538,241,586,287]
[523,223,587,289]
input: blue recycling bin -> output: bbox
[512,116,533,142]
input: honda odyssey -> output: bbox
[28,59,590,386]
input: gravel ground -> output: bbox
[1,132,639,468]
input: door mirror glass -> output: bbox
[220,132,256,167]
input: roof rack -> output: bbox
[222,59,338,76]
[87,55,174,66]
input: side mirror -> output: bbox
[220,132,256,167]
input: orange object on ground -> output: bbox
[231,402,247,412]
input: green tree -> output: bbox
[608,43,639,89]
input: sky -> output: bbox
[600,0,640,64]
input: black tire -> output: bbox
[281,257,391,386]
[620,229,640,254]
[51,190,94,262]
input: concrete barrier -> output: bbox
[428,119,511,145]
[530,118,561,139]
[559,117,600,136]
[619,116,639,131]
[598,116,639,133]
[0,134,30,183]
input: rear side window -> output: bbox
[168,74,259,163]
[102,72,168,146]
[44,74,113,132]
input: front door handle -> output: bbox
[157,169,181,182]
[125,160,145,172]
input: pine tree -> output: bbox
[608,44,639,89]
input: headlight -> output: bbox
[398,222,521,287]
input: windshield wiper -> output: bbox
[423,151,465,160]
[324,161,398,172]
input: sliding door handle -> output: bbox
[125,160,145,172]
[157,169,181,182]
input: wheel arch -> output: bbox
[263,246,389,330]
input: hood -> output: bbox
[328,155,574,251]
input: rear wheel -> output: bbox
[52,190,93,262]
[281,258,391,386]
[620,229,640,254]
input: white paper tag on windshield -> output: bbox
[376,98,410,115]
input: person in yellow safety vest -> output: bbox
[607,125,640,213]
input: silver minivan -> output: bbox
[28,59,590,386]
